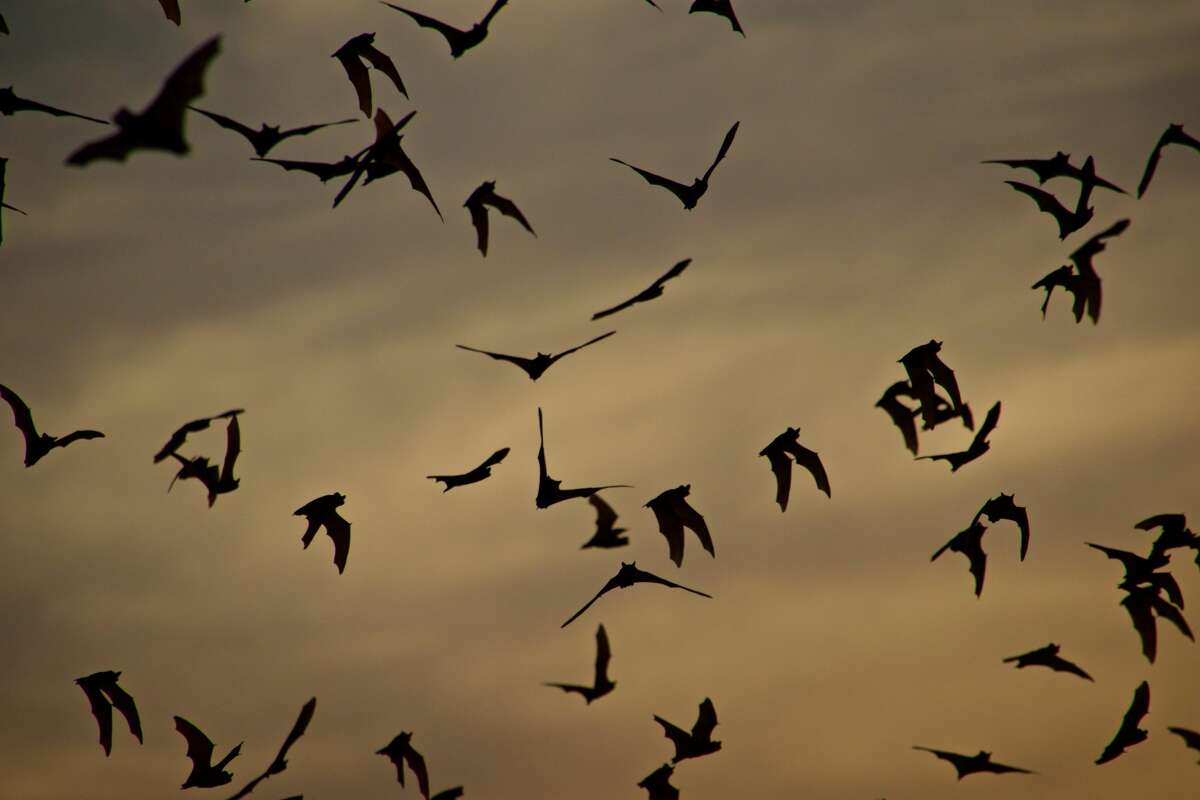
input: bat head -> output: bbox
[114,108,137,129]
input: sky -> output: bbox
[2,1,1200,798]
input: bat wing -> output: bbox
[875,389,919,455]
[553,330,616,361]
[965,541,988,597]
[65,129,138,165]
[143,36,222,143]
[760,444,792,512]
[158,0,182,25]
[610,158,693,205]
[53,429,105,449]
[100,680,143,743]
[466,199,490,255]
[593,623,612,686]
[690,0,744,35]
[544,682,589,698]
[1121,592,1158,663]
[1151,594,1193,640]
[479,447,510,470]
[971,402,1001,449]
[561,575,621,628]
[675,497,714,558]
[278,117,357,140]
[227,698,316,800]
[647,501,686,567]
[404,745,431,799]
[654,715,694,759]
[481,0,510,27]
[254,157,357,182]
[925,354,962,413]
[784,440,831,498]
[486,192,535,234]
[175,716,217,768]
[984,760,1034,775]
[1005,181,1072,234]
[432,789,464,800]
[0,383,40,454]
[589,494,619,530]
[220,414,240,484]
[190,106,258,144]
[629,566,712,598]
[389,148,443,219]
[362,44,408,99]
[334,51,373,117]
[6,91,108,124]
[653,257,692,288]
[693,698,718,740]
[1167,726,1200,751]
[1137,127,1172,198]
[1118,681,1151,739]
[325,512,352,574]
[382,3,465,46]
[1048,654,1094,681]
[455,344,528,371]
[913,745,961,769]
[701,120,740,182]
[77,678,114,755]
[591,294,637,320]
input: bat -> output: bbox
[561,561,711,628]
[581,494,629,549]
[463,180,535,256]
[0,382,104,466]
[875,380,920,455]
[1031,264,1085,321]
[295,493,352,574]
[354,108,441,217]
[1137,122,1200,198]
[1166,726,1200,764]
[1119,584,1193,664]
[1002,643,1093,681]
[643,0,662,10]
[1096,681,1150,764]
[75,670,143,756]
[535,408,630,509]
[432,790,464,800]
[591,258,691,320]
[253,155,361,183]
[66,36,221,165]
[913,746,1034,779]
[758,426,831,512]
[973,493,1029,560]
[457,331,616,382]
[174,716,242,789]
[428,447,510,491]
[689,0,744,35]
[190,106,356,157]
[645,484,714,567]
[380,0,509,58]
[611,121,739,209]
[984,151,1125,193]
[931,520,990,597]
[918,401,1000,472]
[653,697,721,762]
[166,414,241,506]
[154,408,244,463]
[1065,217,1130,324]
[897,339,965,429]
[637,763,679,800]
[225,697,316,800]
[0,86,108,124]
[1086,543,1178,605]
[0,156,27,246]
[544,623,616,703]
[1004,164,1094,240]
[377,731,430,800]
[1136,513,1199,563]
[332,33,407,118]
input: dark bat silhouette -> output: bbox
[1087,542,1176,603]
[1137,123,1200,198]
[158,0,181,25]
[253,155,361,183]
[973,493,1029,560]
[984,151,1125,193]
[329,108,421,209]
[654,697,721,762]
[164,414,240,506]
[0,13,8,34]
[332,33,407,118]
[544,623,616,703]
[931,520,990,597]
[1064,217,1130,324]
[295,493,351,574]
[1097,681,1150,765]
[189,106,356,157]
[0,383,104,466]
[66,36,221,165]
[464,180,535,256]
[225,697,316,800]
[1004,157,1095,239]
[75,670,143,756]
[154,408,244,463]
[898,339,965,429]
[535,408,630,509]
[174,716,242,789]
[1031,264,1087,321]
[645,484,714,567]
[377,731,430,800]
[432,789,464,800]
[167,453,218,496]
[637,763,679,800]
[1002,643,1093,681]
[918,401,1000,472]
[1119,584,1193,664]
[0,86,108,124]
[1136,513,1199,563]
[1167,726,1200,763]
[1,156,28,246]
[381,0,509,58]
[643,0,662,10]
[759,426,830,512]
[582,494,629,549]
[428,447,509,491]
[611,121,739,209]
[875,381,921,455]
[592,258,691,320]
[457,330,615,381]
[561,561,711,628]
[689,0,744,35]
[913,746,1034,779]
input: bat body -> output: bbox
[295,493,352,574]
[428,447,509,491]
[689,0,744,35]
[0,383,104,466]
[1097,681,1150,764]
[592,258,691,320]
[75,670,143,756]
[758,426,830,512]
[898,339,965,429]
[0,86,108,124]
[611,121,739,209]
[332,33,407,118]
[544,624,616,703]
[931,520,990,597]
[225,697,316,800]
[1004,160,1095,239]
[973,493,1029,560]
[913,746,1034,779]
[349,108,441,218]
[190,106,355,157]
[1002,643,1093,681]
[1137,123,1200,198]
[458,331,615,382]
[638,763,679,800]
[377,731,431,800]
[581,494,629,549]
[174,716,242,789]
[154,408,243,463]
[654,697,721,762]
[535,408,630,508]
[645,484,714,567]
[984,151,1125,193]
[918,401,1000,472]
[561,561,711,628]
[1032,264,1085,321]
[464,180,535,256]
[381,0,509,57]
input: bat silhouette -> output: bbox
[295,492,351,574]
[174,716,242,789]
[428,447,509,491]
[464,180,535,255]
[592,258,691,320]
[167,413,241,506]
[381,0,509,58]
[66,36,221,165]
[759,426,830,512]
[984,151,1125,193]
[918,401,1000,472]
[158,0,181,25]
[1002,643,1093,681]
[225,697,316,800]
[1087,542,1177,604]
[1097,681,1150,764]
[1031,264,1088,321]
[0,86,108,124]
[912,746,1034,779]
[432,790,463,800]
[561,561,711,628]
[973,493,1029,561]
[897,339,965,429]
[654,697,721,762]
[1004,157,1096,239]
[1137,123,1200,198]
[189,107,356,157]
[1136,513,1199,563]
[611,121,739,210]
[458,330,615,381]
[1167,726,1200,763]
[75,670,143,756]
[253,155,361,183]
[1062,217,1130,324]
[637,763,679,800]
[0,156,27,246]
[349,109,441,217]
[689,0,744,35]
[544,623,616,703]
[643,0,662,10]
[645,484,714,567]
[0,383,104,466]
[0,13,7,34]
[875,381,921,454]
[332,33,407,118]
[582,494,629,549]
[535,408,630,509]
[154,408,244,463]
[931,520,991,597]
[377,731,430,800]
[1119,584,1193,664]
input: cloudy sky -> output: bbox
[3,1,1200,798]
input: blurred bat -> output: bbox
[464,180,535,256]
[332,33,407,118]
[973,493,1029,560]
[458,331,615,382]
[913,746,1034,779]
[591,258,691,320]
[225,697,316,800]
[1097,681,1150,764]
[759,426,830,512]
[380,0,509,58]
[1167,726,1200,764]
[561,561,711,628]
[75,670,143,756]
[190,107,356,156]
[154,408,243,463]
[544,624,616,703]
[637,763,679,800]
[295,493,352,574]
[918,401,1000,472]
[931,520,990,597]
[428,447,509,491]
[611,121,739,209]
[174,716,242,789]
[689,0,744,35]
[645,484,714,567]
[0,382,104,467]
[1002,643,1093,681]
[984,151,1125,193]
[0,86,108,124]
[535,408,630,508]
[581,494,629,549]
[654,698,721,762]
[1137,123,1200,198]
[377,732,430,800]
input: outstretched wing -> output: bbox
[382,3,465,45]
[0,382,39,453]
[158,0,182,25]
[485,191,535,234]
[1137,126,1174,198]
[254,156,358,183]
[278,117,357,140]
[361,44,408,99]
[226,697,316,800]
[1,88,108,124]
[561,575,621,628]
[102,681,144,743]
[701,121,740,182]
[647,500,686,567]
[456,343,527,370]
[477,446,510,470]
[610,158,693,205]
[189,106,258,142]
[693,697,718,740]
[760,444,792,512]
[551,330,616,362]
[404,744,431,800]
[1005,181,1073,233]
[325,512,351,574]
[784,440,831,498]
[77,678,114,756]
[220,414,241,484]
[175,716,217,768]
[654,715,694,759]
[144,36,222,143]
[594,623,612,686]
[628,565,712,597]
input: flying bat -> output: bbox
[0,383,104,466]
[189,107,356,157]
[1136,513,1199,563]
[332,32,407,118]
[1002,643,1093,681]
[611,121,739,210]
[381,0,509,58]
[1004,159,1095,240]
[66,36,221,165]
[918,401,1000,472]
[225,697,316,800]
[0,86,108,124]
[1167,726,1200,764]
[984,151,1125,193]
[931,520,991,597]
[253,155,360,183]
[689,0,744,34]
[912,746,1034,779]
[758,426,831,512]
[875,381,921,454]
[377,731,430,800]
[654,697,721,762]
[1119,584,1193,664]
[591,258,691,320]
[464,180,535,256]
[457,331,615,381]
[1097,681,1150,764]
[329,108,424,209]
[897,339,965,429]
[0,156,27,246]
[295,492,352,574]
[535,408,630,509]
[645,484,714,567]
[581,494,629,549]
[428,447,509,491]
[1065,217,1130,324]
[637,763,679,800]
[168,413,241,506]
[432,790,464,800]
[1032,264,1087,321]
[174,716,242,789]
[973,493,1029,560]
[544,623,616,704]
[561,561,711,628]
[1086,542,1176,604]
[154,408,244,463]
[1137,123,1200,198]
[158,0,181,24]
[75,670,143,756]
